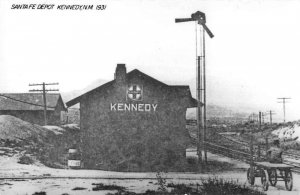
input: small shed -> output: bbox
[0,93,67,125]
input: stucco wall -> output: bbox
[79,74,192,171]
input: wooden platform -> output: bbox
[254,161,294,169]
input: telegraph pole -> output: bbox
[249,113,257,123]
[29,82,59,125]
[258,111,262,130]
[277,97,291,123]
[266,110,275,125]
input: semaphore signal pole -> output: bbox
[175,11,214,169]
[277,97,291,123]
[29,82,59,125]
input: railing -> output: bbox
[204,141,252,162]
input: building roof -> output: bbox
[0,93,66,111]
[66,69,197,107]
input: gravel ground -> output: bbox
[0,151,299,195]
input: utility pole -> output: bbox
[277,97,291,123]
[175,11,214,169]
[250,113,257,123]
[259,111,262,130]
[266,110,275,125]
[29,82,59,125]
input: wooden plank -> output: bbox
[254,161,294,168]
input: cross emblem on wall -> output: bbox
[127,84,143,101]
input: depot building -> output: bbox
[66,64,197,171]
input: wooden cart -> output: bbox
[247,161,293,191]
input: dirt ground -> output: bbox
[0,151,299,195]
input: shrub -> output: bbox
[186,156,198,165]
[32,192,46,195]
[201,177,265,195]
[167,183,194,194]
[18,155,34,165]
[105,178,265,195]
[156,172,167,192]
[281,140,300,150]
[92,183,126,191]
[72,187,86,190]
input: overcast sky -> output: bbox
[1,0,300,121]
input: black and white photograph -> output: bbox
[1,0,300,194]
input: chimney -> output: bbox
[115,64,126,84]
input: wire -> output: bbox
[0,94,56,109]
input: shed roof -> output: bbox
[66,69,197,107]
[0,93,66,111]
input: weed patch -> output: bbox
[167,183,195,194]
[105,178,265,195]
[72,187,87,190]
[92,183,126,191]
[200,177,265,195]
[156,172,167,192]
[32,192,46,195]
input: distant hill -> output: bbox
[61,78,107,104]
[166,78,252,121]
[186,105,249,121]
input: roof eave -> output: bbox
[66,97,80,108]
[188,97,198,108]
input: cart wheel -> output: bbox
[268,169,277,187]
[284,170,293,191]
[247,168,255,185]
[261,169,269,191]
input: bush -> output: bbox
[281,140,300,151]
[72,187,86,190]
[167,183,194,194]
[92,183,126,191]
[18,155,34,165]
[186,156,198,165]
[156,172,167,192]
[32,192,46,195]
[201,177,265,195]
[185,156,200,172]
